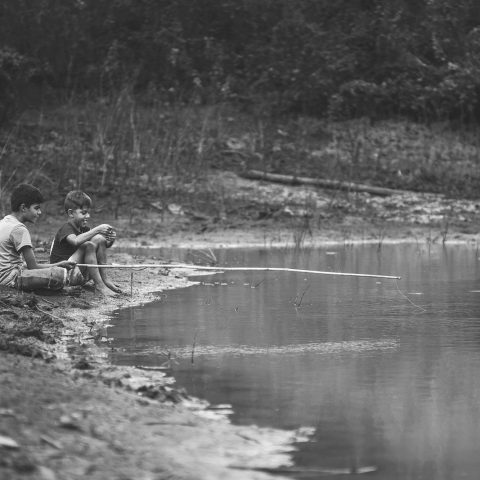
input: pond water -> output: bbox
[107,243,480,479]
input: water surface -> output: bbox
[108,244,480,479]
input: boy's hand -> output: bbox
[94,224,113,236]
[58,260,76,270]
[105,228,116,248]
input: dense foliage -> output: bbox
[1,0,480,122]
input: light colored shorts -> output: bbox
[17,266,68,291]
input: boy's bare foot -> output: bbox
[104,280,125,294]
[94,287,118,297]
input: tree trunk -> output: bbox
[241,169,405,197]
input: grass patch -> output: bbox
[1,99,479,221]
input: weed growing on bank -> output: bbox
[1,97,480,220]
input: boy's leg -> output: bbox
[70,242,115,296]
[66,247,88,286]
[91,234,123,293]
[19,267,67,291]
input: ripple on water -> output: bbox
[139,339,398,358]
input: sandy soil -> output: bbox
[1,171,479,480]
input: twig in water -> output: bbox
[292,216,312,250]
[188,248,217,265]
[207,248,217,264]
[294,285,311,308]
[377,227,386,251]
[159,351,178,369]
[441,216,449,244]
[191,331,198,364]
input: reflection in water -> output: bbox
[108,244,480,479]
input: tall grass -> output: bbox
[1,96,479,221]
[0,93,227,216]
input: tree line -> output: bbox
[1,0,480,123]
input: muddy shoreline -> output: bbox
[1,240,315,480]
[1,219,479,480]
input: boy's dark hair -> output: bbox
[10,184,44,211]
[64,190,92,212]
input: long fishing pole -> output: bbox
[76,263,401,280]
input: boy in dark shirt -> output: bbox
[50,190,122,296]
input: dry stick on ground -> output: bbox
[241,169,407,197]
[35,305,64,323]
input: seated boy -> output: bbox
[0,183,75,291]
[49,190,122,296]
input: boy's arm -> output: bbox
[65,224,113,248]
[21,246,75,270]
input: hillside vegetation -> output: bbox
[1,1,480,214]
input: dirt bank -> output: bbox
[1,171,479,480]
[22,170,480,251]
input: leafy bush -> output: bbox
[1,1,480,123]
[0,48,32,124]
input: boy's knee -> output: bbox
[77,241,94,252]
[84,240,96,251]
[91,234,107,247]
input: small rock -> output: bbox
[58,414,82,431]
[0,408,15,417]
[38,465,57,480]
[73,357,93,370]
[0,434,19,449]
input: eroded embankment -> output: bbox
[0,251,312,480]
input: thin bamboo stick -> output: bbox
[76,263,401,280]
